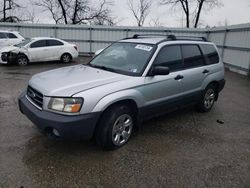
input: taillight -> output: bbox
[74,45,78,51]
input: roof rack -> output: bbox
[130,34,208,42]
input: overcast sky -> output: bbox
[17,0,250,27]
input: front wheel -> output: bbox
[17,55,29,66]
[196,84,216,112]
[95,105,134,150]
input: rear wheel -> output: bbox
[196,84,216,112]
[61,53,72,63]
[95,105,134,150]
[17,55,29,66]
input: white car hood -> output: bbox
[0,46,19,53]
[29,65,130,96]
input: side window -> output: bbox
[47,39,64,46]
[6,33,18,39]
[154,45,183,72]
[30,40,47,48]
[201,44,219,64]
[0,32,7,39]
[182,45,205,69]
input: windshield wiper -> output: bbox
[88,64,116,72]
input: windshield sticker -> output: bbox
[135,44,153,52]
[129,68,138,73]
[131,69,137,73]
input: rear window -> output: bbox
[201,44,219,64]
[6,33,18,38]
[0,32,7,39]
[47,39,64,46]
[182,45,205,69]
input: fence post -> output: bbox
[206,30,210,41]
[221,28,229,62]
[125,29,130,38]
[89,27,93,54]
[54,26,58,38]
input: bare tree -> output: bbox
[35,0,115,25]
[160,0,221,28]
[127,0,152,27]
[0,0,22,22]
[35,0,63,24]
[149,16,163,27]
[194,0,220,28]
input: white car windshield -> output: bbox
[89,42,155,76]
[14,39,32,47]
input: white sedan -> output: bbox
[0,37,78,65]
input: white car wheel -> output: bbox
[17,56,28,66]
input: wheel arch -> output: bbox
[61,52,73,59]
[206,81,220,100]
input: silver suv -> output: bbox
[19,35,225,150]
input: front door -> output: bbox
[28,40,51,62]
[142,45,184,117]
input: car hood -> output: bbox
[0,46,19,53]
[29,65,130,96]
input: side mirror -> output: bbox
[150,66,170,76]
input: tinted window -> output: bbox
[182,45,205,68]
[0,32,7,39]
[154,45,183,72]
[47,39,64,46]
[201,44,219,64]
[6,33,18,38]
[30,40,47,48]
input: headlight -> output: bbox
[48,97,83,113]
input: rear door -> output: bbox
[46,39,65,60]
[6,32,22,46]
[142,45,184,117]
[179,44,207,103]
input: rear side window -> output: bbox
[47,39,64,46]
[201,44,219,64]
[0,32,7,39]
[182,45,205,69]
[154,45,183,72]
[30,40,47,48]
[6,33,18,38]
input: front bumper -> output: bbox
[1,52,18,64]
[18,92,101,140]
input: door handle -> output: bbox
[203,69,209,74]
[174,75,184,80]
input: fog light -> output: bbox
[52,129,60,137]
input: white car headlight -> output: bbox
[48,97,83,113]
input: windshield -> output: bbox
[89,42,155,76]
[14,39,32,47]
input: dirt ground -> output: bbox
[0,58,250,188]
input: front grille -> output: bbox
[27,86,43,109]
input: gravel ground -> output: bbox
[0,58,250,188]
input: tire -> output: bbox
[17,55,29,66]
[196,84,217,112]
[95,105,134,150]
[61,53,72,63]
